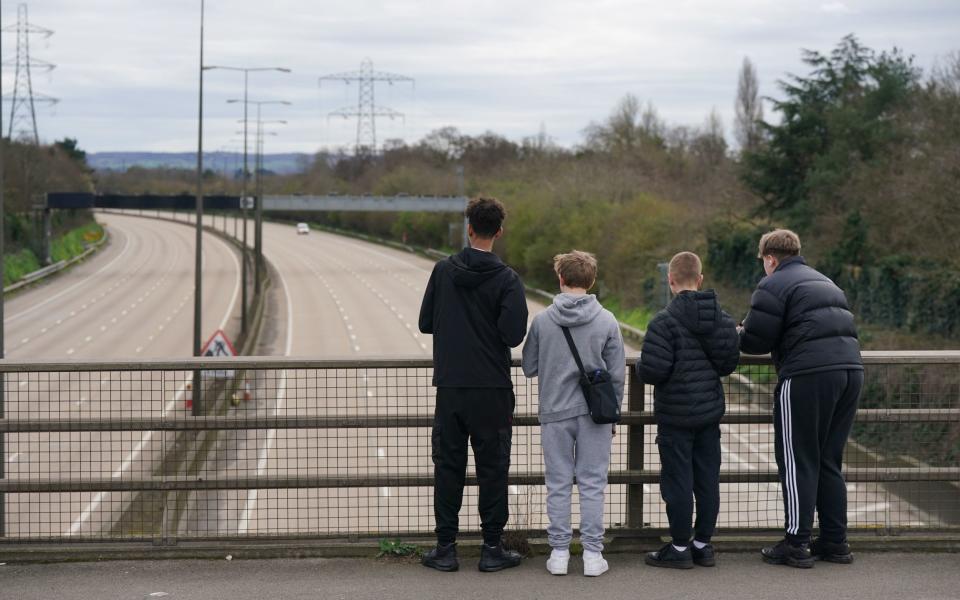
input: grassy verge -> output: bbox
[3,248,42,286]
[51,222,105,262]
[602,296,654,332]
[3,221,104,286]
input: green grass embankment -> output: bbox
[3,221,104,286]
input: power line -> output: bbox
[2,3,58,144]
[319,58,413,156]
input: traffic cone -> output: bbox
[185,383,193,410]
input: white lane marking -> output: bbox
[69,217,243,536]
[4,228,131,324]
[211,233,242,330]
[722,425,777,467]
[237,258,294,534]
[721,443,757,470]
[851,502,891,515]
[68,380,190,536]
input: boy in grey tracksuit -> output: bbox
[522,251,625,577]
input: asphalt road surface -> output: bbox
[3,212,243,538]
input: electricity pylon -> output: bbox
[319,58,413,156]
[2,3,58,144]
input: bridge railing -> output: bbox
[0,352,957,545]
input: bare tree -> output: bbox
[734,57,764,153]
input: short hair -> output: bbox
[668,251,702,287]
[465,197,506,238]
[554,250,598,290]
[758,229,802,260]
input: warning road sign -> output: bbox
[201,329,237,378]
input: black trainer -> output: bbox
[645,543,694,569]
[478,543,522,572]
[810,538,854,564]
[422,542,459,572]
[761,539,814,569]
[692,543,716,567]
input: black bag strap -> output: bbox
[560,326,589,379]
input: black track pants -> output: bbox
[431,388,514,546]
[656,422,722,545]
[774,370,862,545]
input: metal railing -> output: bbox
[0,352,957,545]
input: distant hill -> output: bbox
[88,152,313,175]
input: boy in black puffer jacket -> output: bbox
[740,229,862,569]
[637,252,740,569]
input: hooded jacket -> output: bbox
[739,256,862,378]
[637,290,740,428]
[419,247,528,388]
[522,293,625,424]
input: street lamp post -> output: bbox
[192,0,206,416]
[227,99,290,291]
[205,66,289,335]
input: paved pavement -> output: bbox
[3,553,959,600]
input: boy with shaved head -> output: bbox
[637,251,740,569]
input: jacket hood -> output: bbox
[446,247,506,288]
[547,293,603,327]
[667,290,722,336]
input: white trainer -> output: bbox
[546,548,570,575]
[583,550,609,577]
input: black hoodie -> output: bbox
[637,290,740,428]
[419,247,528,388]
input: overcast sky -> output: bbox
[2,0,958,154]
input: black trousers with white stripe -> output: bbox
[773,369,863,545]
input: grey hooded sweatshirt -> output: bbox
[522,293,625,423]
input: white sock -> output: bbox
[672,544,688,552]
[693,540,708,550]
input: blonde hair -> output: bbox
[758,229,802,260]
[554,250,598,290]
[668,251,702,287]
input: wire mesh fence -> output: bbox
[0,353,957,544]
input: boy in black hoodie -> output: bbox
[418,197,529,573]
[637,252,740,569]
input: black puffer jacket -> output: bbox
[637,290,740,428]
[739,256,862,378]
[419,248,528,388]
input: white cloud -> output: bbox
[820,2,855,14]
[1,0,957,152]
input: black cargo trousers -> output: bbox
[431,387,514,547]
[774,369,863,546]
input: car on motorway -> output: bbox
[296,223,310,235]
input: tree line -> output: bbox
[4,35,958,346]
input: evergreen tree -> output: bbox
[741,35,920,230]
